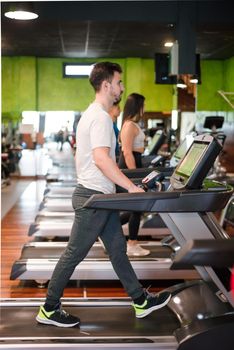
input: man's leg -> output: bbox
[36,186,110,326]
[100,211,171,318]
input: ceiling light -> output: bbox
[190,75,199,84]
[164,42,174,48]
[4,3,38,20]
[177,78,187,89]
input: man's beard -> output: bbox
[114,94,122,104]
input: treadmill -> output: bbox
[39,197,73,212]
[141,129,167,167]
[13,153,198,283]
[1,134,234,349]
[10,240,198,284]
[28,216,170,239]
[12,169,197,283]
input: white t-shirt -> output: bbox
[75,102,116,194]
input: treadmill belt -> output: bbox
[0,303,179,340]
[20,244,172,260]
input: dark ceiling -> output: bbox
[1,1,234,60]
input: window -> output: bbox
[63,63,95,78]
[44,111,75,137]
[21,111,40,132]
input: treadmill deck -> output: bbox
[0,298,178,350]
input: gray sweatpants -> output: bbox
[45,184,143,306]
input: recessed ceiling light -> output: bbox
[5,10,38,20]
[164,42,174,48]
[177,78,187,89]
[190,75,199,84]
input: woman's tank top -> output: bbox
[132,122,145,149]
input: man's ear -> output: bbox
[101,80,109,91]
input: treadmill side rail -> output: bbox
[84,187,233,213]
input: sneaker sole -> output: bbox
[127,251,150,257]
[36,315,80,328]
[135,294,171,319]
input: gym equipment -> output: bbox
[10,240,197,284]
[13,170,199,283]
[1,134,234,350]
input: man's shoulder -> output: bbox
[85,104,110,122]
[83,102,103,115]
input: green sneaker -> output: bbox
[36,305,80,327]
[133,291,171,318]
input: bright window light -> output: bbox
[44,111,75,137]
[171,110,178,130]
[22,111,40,131]
[63,63,95,78]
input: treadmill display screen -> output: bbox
[145,130,166,156]
[171,134,222,190]
[173,135,194,161]
[176,143,208,177]
[147,133,161,154]
[170,135,194,167]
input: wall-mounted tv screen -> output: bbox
[154,53,177,84]
[155,53,201,85]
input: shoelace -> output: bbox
[144,285,157,299]
[59,308,69,318]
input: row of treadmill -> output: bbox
[1,130,234,350]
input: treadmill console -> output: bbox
[142,170,165,190]
[170,134,222,190]
[145,130,167,156]
[170,134,195,168]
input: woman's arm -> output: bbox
[120,122,138,169]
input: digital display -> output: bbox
[176,143,208,178]
[173,135,194,161]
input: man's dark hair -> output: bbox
[89,62,122,92]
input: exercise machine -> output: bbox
[1,134,234,349]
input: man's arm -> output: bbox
[93,147,144,193]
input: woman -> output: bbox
[109,102,121,158]
[118,93,150,256]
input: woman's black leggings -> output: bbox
[120,211,141,240]
[118,151,142,241]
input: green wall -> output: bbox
[2,55,234,122]
[37,57,174,112]
[2,56,36,121]
[1,56,174,119]
[223,57,234,102]
[37,58,96,111]
[197,60,225,111]
[197,57,234,111]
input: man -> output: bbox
[36,62,171,328]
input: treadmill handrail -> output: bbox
[84,186,233,213]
